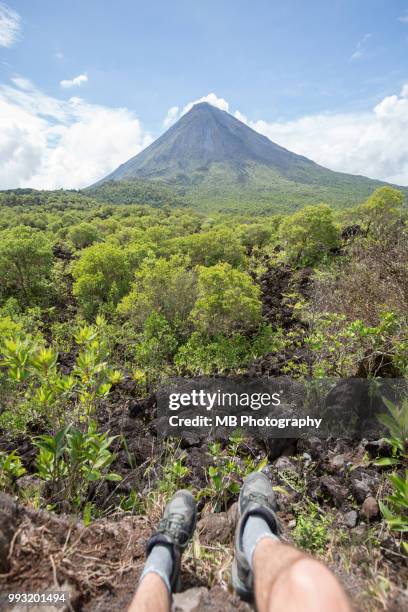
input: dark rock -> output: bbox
[128,394,156,418]
[0,493,18,572]
[180,432,201,448]
[343,510,358,528]
[320,476,348,507]
[265,438,296,460]
[364,439,393,458]
[198,512,233,545]
[349,470,378,503]
[52,243,73,260]
[199,585,252,611]
[125,436,155,464]
[328,454,346,473]
[360,496,379,520]
[275,456,298,472]
[297,436,322,459]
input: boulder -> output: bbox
[320,476,348,508]
[360,496,379,520]
[198,512,233,545]
[343,510,358,528]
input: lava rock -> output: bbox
[360,496,379,520]
[349,470,378,503]
[180,432,201,448]
[320,476,348,507]
[227,502,238,528]
[128,394,156,418]
[198,512,233,545]
[328,454,346,473]
[343,510,358,528]
[275,456,298,472]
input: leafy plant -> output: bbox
[0,450,26,491]
[292,503,331,552]
[159,454,189,495]
[34,420,121,511]
[375,398,408,468]
[375,398,408,551]
[0,317,123,431]
[191,263,262,336]
[198,436,267,511]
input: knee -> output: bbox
[285,557,341,596]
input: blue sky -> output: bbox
[1,0,408,188]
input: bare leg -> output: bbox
[253,538,351,612]
[127,572,170,612]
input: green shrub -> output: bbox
[134,312,178,373]
[191,263,262,336]
[170,228,247,268]
[361,187,404,235]
[0,226,54,306]
[34,421,121,511]
[67,222,102,250]
[278,204,339,265]
[0,318,122,432]
[118,255,196,332]
[292,504,331,552]
[72,243,132,318]
[375,398,408,552]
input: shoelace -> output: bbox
[158,512,190,544]
[247,491,271,506]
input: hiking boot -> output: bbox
[232,472,281,602]
[145,489,197,591]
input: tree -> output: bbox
[278,204,339,265]
[0,226,54,306]
[72,243,132,318]
[361,187,404,235]
[67,223,101,250]
[134,312,178,370]
[170,228,247,268]
[118,255,196,331]
[191,263,262,336]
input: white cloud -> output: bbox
[165,86,408,185]
[246,83,408,186]
[11,76,33,91]
[0,2,21,47]
[60,73,88,89]
[162,92,229,127]
[234,110,248,123]
[350,33,371,61]
[0,77,152,189]
[54,51,64,60]
[3,81,408,191]
[163,105,179,128]
[398,11,408,24]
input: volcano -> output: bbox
[92,102,407,211]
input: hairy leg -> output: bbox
[253,538,351,612]
[127,572,170,612]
